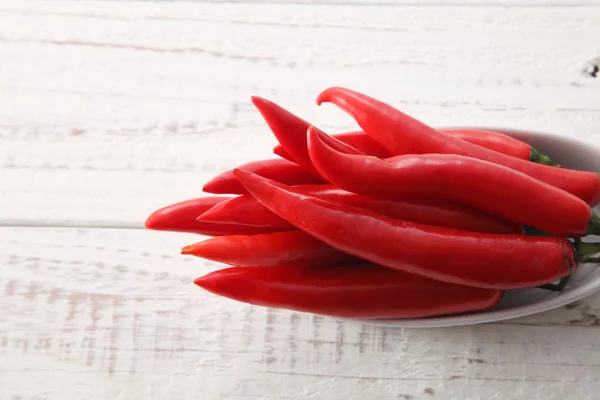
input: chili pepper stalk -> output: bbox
[578,241,600,261]
[529,147,560,166]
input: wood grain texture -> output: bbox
[1,1,599,225]
[1,1,600,399]
[3,227,600,400]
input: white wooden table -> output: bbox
[1,1,600,399]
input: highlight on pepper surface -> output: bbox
[145,87,600,320]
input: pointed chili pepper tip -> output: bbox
[233,168,274,200]
[250,96,285,122]
[307,125,364,155]
[195,214,209,223]
[144,209,169,231]
[196,211,215,223]
[250,95,269,108]
[194,269,239,295]
[193,275,212,290]
[144,215,157,230]
[202,181,215,193]
[316,87,344,106]
[233,168,247,180]
[202,178,229,194]
[181,244,196,255]
[182,239,222,259]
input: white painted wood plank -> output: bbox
[207,0,600,4]
[2,2,600,399]
[1,3,599,226]
[3,0,600,8]
[1,227,600,400]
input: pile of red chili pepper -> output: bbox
[145,87,600,320]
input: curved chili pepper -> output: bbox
[144,197,284,236]
[442,128,552,163]
[199,184,522,234]
[234,169,600,289]
[307,127,600,237]
[258,92,556,164]
[251,96,370,180]
[182,230,357,267]
[251,96,321,178]
[316,87,599,204]
[275,128,552,163]
[202,158,323,195]
[194,264,503,319]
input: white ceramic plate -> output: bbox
[357,126,600,328]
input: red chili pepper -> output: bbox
[194,264,503,319]
[273,145,295,162]
[307,127,600,237]
[327,131,392,157]
[199,184,522,234]
[273,131,392,160]
[199,192,296,229]
[275,128,548,163]
[252,97,373,180]
[182,230,357,267]
[251,96,322,178]
[234,169,600,289]
[144,197,285,236]
[316,87,599,204]
[442,128,536,162]
[203,158,323,195]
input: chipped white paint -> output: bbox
[1,1,600,399]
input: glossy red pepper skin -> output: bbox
[443,128,531,160]
[326,131,391,157]
[202,158,323,195]
[275,128,540,161]
[182,230,356,267]
[199,193,296,229]
[307,127,598,237]
[259,92,553,164]
[234,169,577,290]
[251,96,323,178]
[273,131,392,160]
[199,184,522,234]
[273,145,295,162]
[252,96,377,180]
[317,87,600,205]
[144,197,284,236]
[194,264,503,319]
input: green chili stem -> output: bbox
[578,241,600,261]
[529,148,560,167]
